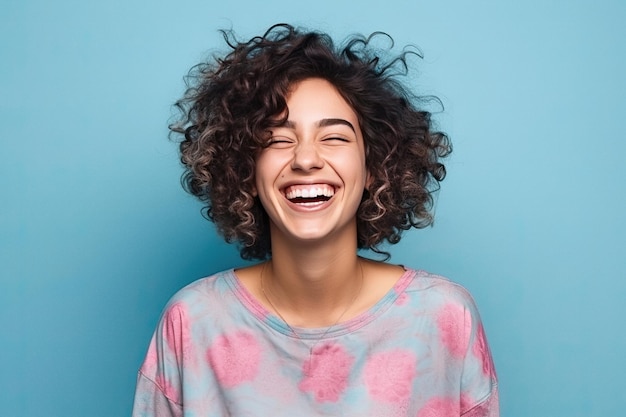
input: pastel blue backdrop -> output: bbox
[1,1,625,416]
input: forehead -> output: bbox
[284,78,360,124]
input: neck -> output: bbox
[263,225,363,327]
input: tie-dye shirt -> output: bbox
[133,268,499,416]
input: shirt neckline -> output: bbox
[226,267,417,339]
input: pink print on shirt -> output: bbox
[417,397,459,417]
[437,303,471,358]
[162,303,193,365]
[298,342,354,402]
[140,339,158,374]
[473,323,496,379]
[154,373,180,404]
[364,349,417,403]
[206,330,261,387]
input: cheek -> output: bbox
[361,152,371,189]
[253,160,277,209]
[254,156,269,188]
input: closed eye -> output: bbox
[322,136,350,143]
[266,136,295,148]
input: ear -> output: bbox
[365,170,373,189]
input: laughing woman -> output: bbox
[133,24,499,416]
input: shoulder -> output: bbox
[401,268,483,315]
[160,269,238,318]
[172,268,235,298]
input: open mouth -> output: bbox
[284,184,335,205]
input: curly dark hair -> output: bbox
[171,23,451,260]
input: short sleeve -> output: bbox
[459,291,499,416]
[132,372,183,417]
[132,302,189,417]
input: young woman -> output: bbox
[133,24,499,416]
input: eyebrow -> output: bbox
[317,118,356,132]
[279,118,356,133]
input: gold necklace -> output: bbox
[259,260,364,361]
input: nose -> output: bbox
[291,141,324,171]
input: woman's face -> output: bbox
[254,78,369,246]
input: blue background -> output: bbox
[1,1,625,415]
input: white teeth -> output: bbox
[285,185,335,200]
